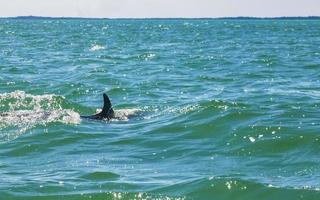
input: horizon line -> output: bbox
[1,15,320,20]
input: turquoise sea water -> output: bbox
[0,19,320,199]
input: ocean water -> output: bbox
[0,18,320,200]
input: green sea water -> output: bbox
[0,19,320,200]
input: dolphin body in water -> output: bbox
[80,93,115,121]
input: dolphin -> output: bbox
[80,93,115,120]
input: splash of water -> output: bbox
[89,44,105,51]
[113,108,142,121]
[0,91,80,141]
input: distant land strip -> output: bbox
[1,16,320,20]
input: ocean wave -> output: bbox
[0,91,80,141]
[151,177,320,199]
[1,192,186,200]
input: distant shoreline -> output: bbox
[1,16,320,20]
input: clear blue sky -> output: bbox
[0,0,319,18]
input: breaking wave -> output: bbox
[0,91,80,141]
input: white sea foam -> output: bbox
[89,44,105,52]
[165,104,200,115]
[0,91,80,141]
[113,108,142,121]
[0,109,79,127]
[140,104,200,120]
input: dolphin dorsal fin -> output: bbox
[102,93,112,113]
[80,93,115,120]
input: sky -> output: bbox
[0,0,319,18]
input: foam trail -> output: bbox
[0,91,80,141]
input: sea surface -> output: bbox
[0,18,320,200]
